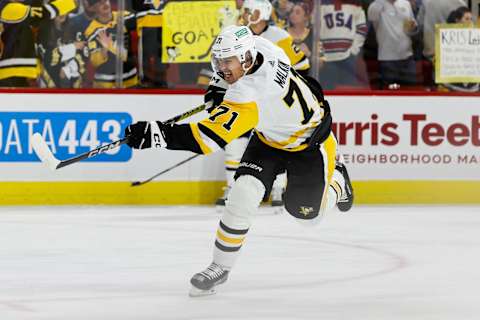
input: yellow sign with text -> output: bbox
[162,0,237,63]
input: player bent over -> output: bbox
[124,26,354,297]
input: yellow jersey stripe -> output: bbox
[324,133,337,183]
[276,37,306,67]
[254,121,318,152]
[136,13,162,29]
[189,123,213,154]
[0,65,39,80]
[256,131,309,152]
[320,133,338,212]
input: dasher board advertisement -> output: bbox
[0,92,479,204]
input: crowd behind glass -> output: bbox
[0,0,478,92]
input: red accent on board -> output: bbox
[0,88,479,97]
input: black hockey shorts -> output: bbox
[235,133,337,220]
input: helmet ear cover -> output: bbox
[242,50,254,71]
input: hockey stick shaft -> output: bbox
[131,154,200,187]
[33,104,206,170]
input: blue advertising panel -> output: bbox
[0,112,132,162]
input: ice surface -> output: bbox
[0,205,479,320]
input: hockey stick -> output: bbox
[32,104,206,171]
[131,153,200,187]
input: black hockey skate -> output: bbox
[336,162,354,212]
[189,262,229,297]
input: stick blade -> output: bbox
[32,133,60,171]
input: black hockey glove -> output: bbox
[204,85,226,113]
[124,121,166,149]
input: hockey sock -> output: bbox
[213,221,248,269]
[213,175,265,268]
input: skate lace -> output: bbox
[339,192,349,202]
[200,263,226,280]
[338,181,352,202]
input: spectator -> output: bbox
[447,6,474,26]
[131,0,168,88]
[287,2,326,71]
[318,0,369,90]
[271,0,293,28]
[242,0,310,75]
[408,0,423,61]
[417,0,466,61]
[81,0,161,88]
[66,0,96,48]
[368,0,418,89]
[416,0,466,88]
[408,0,421,16]
[0,0,77,87]
[437,6,478,93]
[37,14,87,88]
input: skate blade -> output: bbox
[189,286,217,297]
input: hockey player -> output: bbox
[211,0,310,208]
[124,25,354,297]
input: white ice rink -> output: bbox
[1,205,479,320]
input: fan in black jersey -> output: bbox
[37,13,87,88]
[0,0,77,87]
[79,0,162,88]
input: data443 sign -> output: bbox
[0,112,132,162]
[162,0,237,63]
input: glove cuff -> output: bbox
[150,121,166,148]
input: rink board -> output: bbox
[1,92,479,205]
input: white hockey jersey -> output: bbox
[190,37,328,154]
